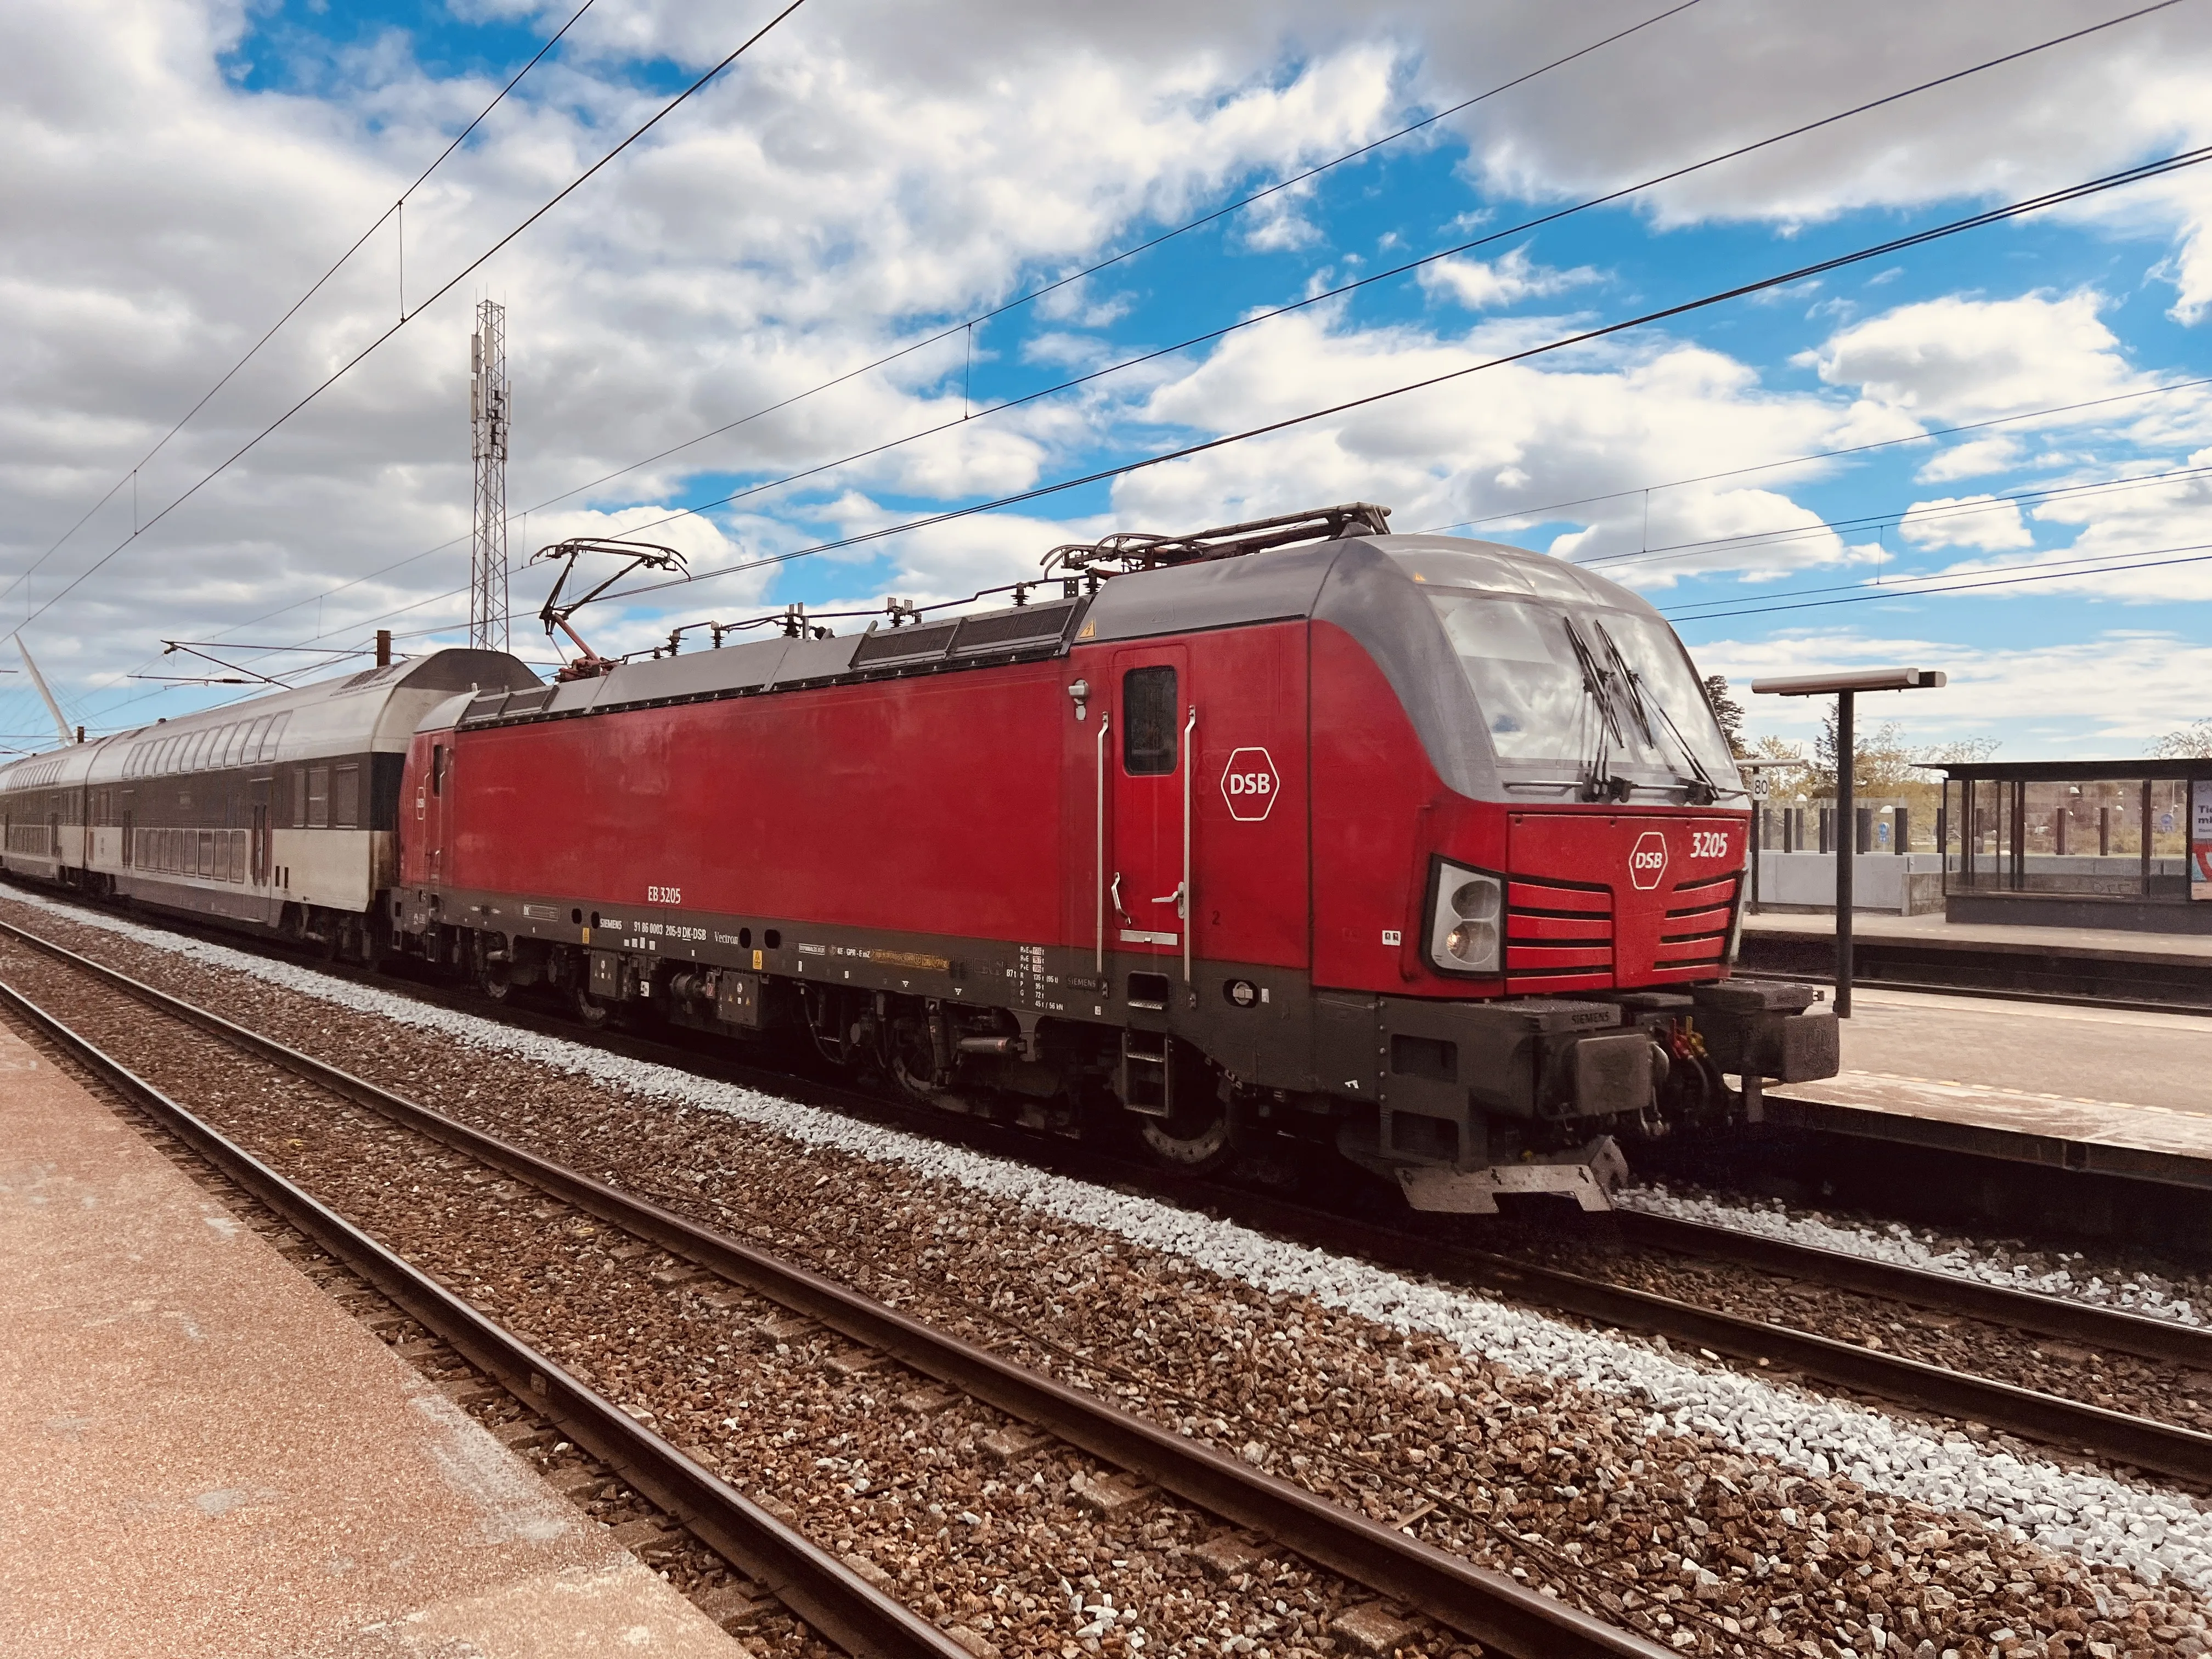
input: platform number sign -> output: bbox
[1628,830,1668,891]
[2194,781,2212,901]
[1220,747,1280,822]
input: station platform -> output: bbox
[1755,983,2212,1194]
[1741,909,2212,1007]
[0,1022,738,1657]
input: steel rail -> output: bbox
[0,916,1667,1659]
[1160,1182,2212,1486]
[1610,1209,2212,1373]
[12,897,2209,1489]
[0,972,969,1659]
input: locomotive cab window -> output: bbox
[1121,667,1179,775]
[431,743,446,796]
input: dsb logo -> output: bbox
[1220,747,1280,822]
[1628,830,1669,890]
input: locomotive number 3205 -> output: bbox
[646,884,683,905]
[1690,831,1731,859]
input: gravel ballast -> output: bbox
[8,887,2212,1658]
[1621,1186,2212,1334]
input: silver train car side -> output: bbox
[0,650,531,953]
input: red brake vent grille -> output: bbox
[1505,876,1613,991]
[1650,870,1741,977]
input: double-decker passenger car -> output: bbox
[0,650,530,955]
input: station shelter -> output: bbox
[1939,758,2212,933]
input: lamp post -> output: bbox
[1750,668,1946,1017]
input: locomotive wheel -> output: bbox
[478,961,513,1003]
[573,985,612,1028]
[1137,1097,1234,1173]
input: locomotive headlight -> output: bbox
[1428,861,1503,975]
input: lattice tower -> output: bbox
[469,300,510,651]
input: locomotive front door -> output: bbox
[1109,645,1193,967]
[418,740,452,883]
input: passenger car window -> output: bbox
[1121,667,1179,776]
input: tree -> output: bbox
[1702,674,1747,758]
[2151,719,2212,759]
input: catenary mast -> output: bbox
[469,300,510,651]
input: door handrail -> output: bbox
[1182,704,1197,984]
[1095,715,1110,973]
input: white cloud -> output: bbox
[1809,293,2154,422]
[1418,245,1597,310]
[1914,435,2023,483]
[1704,629,2212,759]
[9,0,2212,738]
[1897,494,2035,552]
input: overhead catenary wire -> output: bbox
[111,0,1708,689]
[1661,538,2212,618]
[439,140,2212,628]
[0,0,602,616]
[1413,376,2212,537]
[151,0,2188,684]
[1572,461,2212,574]
[519,0,1709,517]
[2,0,813,645]
[114,366,2212,724]
[490,0,2194,571]
[1664,538,2212,623]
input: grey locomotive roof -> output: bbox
[424,532,1654,736]
[0,648,537,795]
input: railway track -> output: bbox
[0,914,1667,1659]
[0,962,969,1659]
[1201,1189,2212,1487]
[11,899,2212,1493]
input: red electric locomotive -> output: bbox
[394,504,1836,1211]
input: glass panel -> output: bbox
[332,765,360,830]
[307,766,330,829]
[1121,668,1179,776]
[2017,780,2152,896]
[2151,780,2191,901]
[1426,594,1735,780]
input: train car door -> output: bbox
[249,776,272,886]
[419,738,452,883]
[1109,645,1193,970]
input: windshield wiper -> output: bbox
[1560,616,1633,803]
[1593,620,1741,806]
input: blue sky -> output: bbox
[3,0,2209,758]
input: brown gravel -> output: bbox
[1474,1227,2212,1441]
[9,892,2212,1659]
[3,934,1468,1659]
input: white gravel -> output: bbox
[17,887,2212,1597]
[1621,1183,2211,1330]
